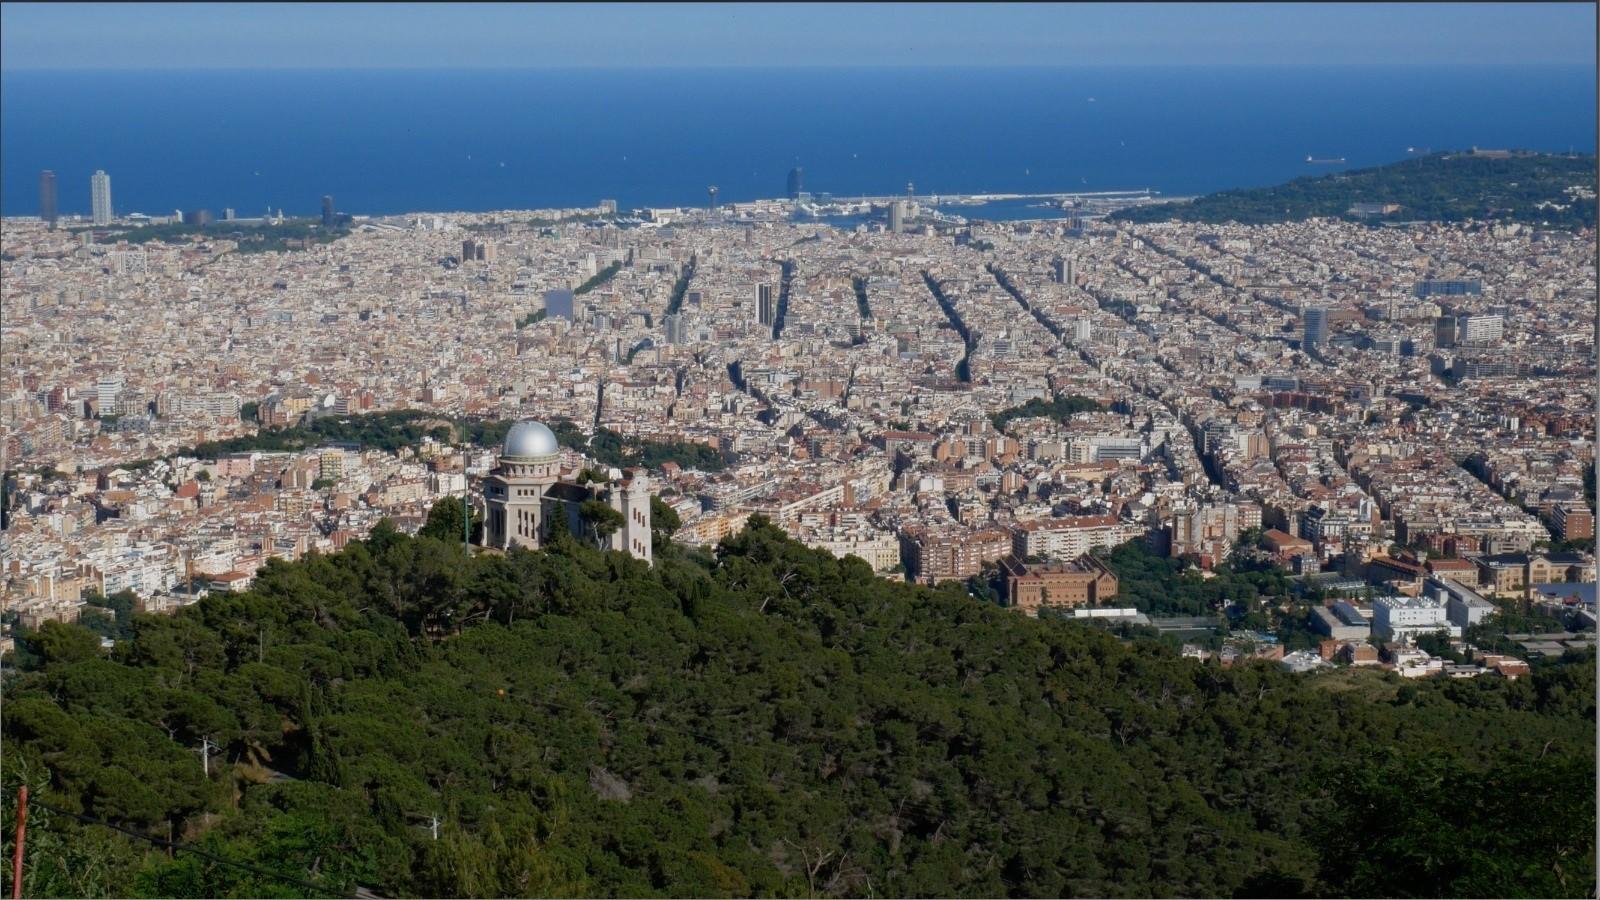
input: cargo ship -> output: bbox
[1305,155,1347,164]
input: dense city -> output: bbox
[3,185,1596,679]
[7,0,1600,893]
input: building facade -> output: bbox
[90,170,112,226]
[888,201,907,234]
[1011,514,1119,561]
[1552,504,1594,542]
[39,170,57,227]
[479,420,653,565]
[998,555,1118,615]
[756,282,775,328]
[900,525,1010,585]
[1302,305,1329,345]
[1373,595,1456,642]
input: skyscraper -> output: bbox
[39,171,58,227]
[1433,315,1457,349]
[888,201,907,234]
[90,170,112,226]
[787,167,804,200]
[1437,312,1505,347]
[1053,257,1076,285]
[1303,306,1329,346]
[321,195,335,227]
[757,282,775,327]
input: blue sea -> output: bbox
[2,66,1594,218]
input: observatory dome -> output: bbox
[502,421,560,460]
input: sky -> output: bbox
[1,2,1595,69]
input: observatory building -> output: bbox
[480,420,654,564]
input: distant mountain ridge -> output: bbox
[1110,150,1597,228]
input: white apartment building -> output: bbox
[801,527,902,573]
[90,170,113,226]
[1373,595,1459,643]
[1068,435,1145,464]
[95,376,124,415]
[1458,313,1504,344]
[1011,514,1120,561]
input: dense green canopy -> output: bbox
[990,394,1103,432]
[2,519,1593,898]
[146,410,455,461]
[1111,151,1597,228]
[75,220,349,254]
[118,411,729,476]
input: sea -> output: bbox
[1,66,1594,219]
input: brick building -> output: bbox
[998,555,1118,615]
[901,525,1011,585]
[1552,504,1594,542]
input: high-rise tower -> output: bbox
[787,167,804,200]
[90,170,112,226]
[1303,306,1329,346]
[756,282,775,328]
[39,171,58,227]
[321,195,335,226]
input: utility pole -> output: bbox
[196,736,217,777]
[462,440,470,554]
[11,785,27,900]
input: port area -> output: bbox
[793,190,1181,225]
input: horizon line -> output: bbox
[12,149,1597,220]
[5,61,1597,73]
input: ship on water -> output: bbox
[1305,155,1347,164]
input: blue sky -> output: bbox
[1,2,1594,69]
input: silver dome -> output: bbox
[502,421,559,459]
